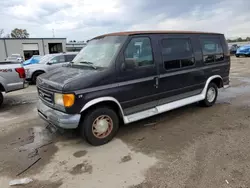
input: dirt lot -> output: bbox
[1,56,250,188]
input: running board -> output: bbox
[124,94,205,124]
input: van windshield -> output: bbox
[72,36,127,68]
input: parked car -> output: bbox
[5,54,24,63]
[36,31,230,146]
[24,52,78,84]
[235,45,250,57]
[23,55,43,66]
[0,61,28,106]
[228,44,238,55]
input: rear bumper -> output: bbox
[223,77,230,89]
[37,100,81,129]
[5,80,29,92]
[236,52,250,56]
[24,81,29,88]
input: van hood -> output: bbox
[37,66,100,91]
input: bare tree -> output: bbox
[0,29,4,38]
[4,34,11,38]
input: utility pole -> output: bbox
[52,29,55,38]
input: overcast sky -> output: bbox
[0,0,250,41]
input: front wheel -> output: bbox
[235,54,240,58]
[0,92,3,107]
[32,72,43,85]
[200,82,218,107]
[80,107,119,146]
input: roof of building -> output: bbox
[93,30,223,39]
[0,38,66,40]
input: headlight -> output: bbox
[54,93,75,107]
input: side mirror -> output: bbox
[122,58,136,70]
[47,60,56,65]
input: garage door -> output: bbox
[22,44,39,51]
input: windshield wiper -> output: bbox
[78,61,97,69]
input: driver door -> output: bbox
[116,36,159,115]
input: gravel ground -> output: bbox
[1,56,250,188]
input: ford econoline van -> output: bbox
[37,31,230,146]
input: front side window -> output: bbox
[39,54,56,64]
[72,36,127,68]
[124,37,153,68]
[162,38,195,70]
[200,37,224,63]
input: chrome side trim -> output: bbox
[80,97,128,123]
[79,75,223,124]
[74,76,155,94]
[124,75,222,124]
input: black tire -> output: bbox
[199,82,218,107]
[0,92,3,107]
[32,72,43,84]
[80,107,119,146]
[235,54,240,58]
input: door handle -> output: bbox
[154,77,159,88]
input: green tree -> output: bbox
[10,28,29,38]
[237,37,243,42]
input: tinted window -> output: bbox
[66,54,76,62]
[124,37,153,68]
[165,60,181,69]
[200,37,224,63]
[161,38,194,70]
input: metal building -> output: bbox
[0,38,67,61]
[66,42,86,52]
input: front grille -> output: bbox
[38,88,53,104]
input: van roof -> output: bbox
[93,30,223,39]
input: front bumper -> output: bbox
[37,100,81,129]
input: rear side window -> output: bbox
[66,54,76,62]
[200,37,224,63]
[161,38,195,70]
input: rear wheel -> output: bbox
[32,71,44,84]
[235,54,240,58]
[80,107,119,146]
[199,82,218,107]
[0,92,3,107]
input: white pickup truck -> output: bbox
[0,61,28,106]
